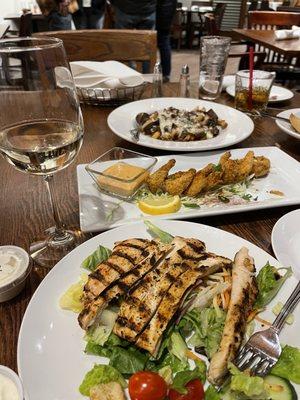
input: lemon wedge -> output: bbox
[138,195,181,215]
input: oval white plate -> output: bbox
[226,84,294,103]
[272,209,300,279]
[18,220,299,400]
[107,98,254,152]
[276,108,300,140]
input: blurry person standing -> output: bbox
[156,0,177,82]
[37,0,78,30]
[73,0,106,29]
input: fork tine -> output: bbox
[254,358,277,377]
[238,353,260,371]
[234,346,250,367]
[251,358,269,376]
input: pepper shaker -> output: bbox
[151,61,163,98]
[178,64,190,98]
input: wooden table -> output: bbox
[0,83,300,373]
[234,28,300,57]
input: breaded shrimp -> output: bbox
[251,156,271,177]
[235,151,254,181]
[164,168,196,195]
[147,159,176,193]
[185,163,215,197]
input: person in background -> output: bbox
[73,0,106,29]
[37,0,77,30]
[111,0,157,72]
[156,0,177,82]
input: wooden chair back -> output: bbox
[205,3,226,35]
[191,1,213,6]
[248,11,300,65]
[19,12,33,37]
[248,10,300,28]
[34,29,157,72]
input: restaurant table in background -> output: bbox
[4,13,48,33]
[0,82,300,372]
[234,28,300,57]
[179,6,214,48]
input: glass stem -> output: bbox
[44,175,66,239]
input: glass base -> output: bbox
[30,227,85,268]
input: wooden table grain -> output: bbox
[0,83,299,373]
[234,28,300,57]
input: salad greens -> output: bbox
[170,364,206,394]
[59,273,88,313]
[271,345,300,384]
[81,245,112,271]
[228,364,269,398]
[144,220,174,243]
[272,302,294,325]
[79,364,127,396]
[255,263,292,309]
[179,307,226,359]
[169,331,188,363]
[85,309,117,346]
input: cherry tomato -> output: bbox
[129,371,168,400]
[168,379,204,400]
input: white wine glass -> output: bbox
[0,37,84,268]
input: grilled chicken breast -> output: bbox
[208,247,258,386]
[136,253,232,355]
[113,237,206,342]
[78,241,172,330]
[82,239,153,305]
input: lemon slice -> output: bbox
[289,113,300,133]
[138,195,181,215]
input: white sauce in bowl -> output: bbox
[0,246,29,289]
[0,373,19,400]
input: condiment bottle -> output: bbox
[178,64,190,98]
[151,61,163,98]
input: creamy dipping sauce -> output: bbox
[0,248,26,288]
[0,373,19,400]
[98,162,149,197]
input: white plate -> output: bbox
[276,108,300,140]
[77,146,300,233]
[272,209,300,279]
[226,84,294,103]
[107,97,254,152]
[17,220,300,400]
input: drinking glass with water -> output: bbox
[199,36,231,101]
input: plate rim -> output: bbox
[276,108,300,140]
[226,84,294,103]
[107,97,254,152]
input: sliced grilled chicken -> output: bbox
[113,237,206,342]
[208,247,258,386]
[78,241,172,330]
[82,238,152,305]
[136,254,232,355]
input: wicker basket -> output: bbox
[77,82,149,106]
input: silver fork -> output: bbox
[234,280,300,377]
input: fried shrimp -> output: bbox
[147,159,176,193]
[164,168,196,195]
[251,156,271,177]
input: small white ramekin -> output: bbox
[0,246,30,303]
[0,365,24,399]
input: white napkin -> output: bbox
[275,25,300,41]
[222,75,235,91]
[70,61,144,89]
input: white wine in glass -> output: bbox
[0,38,84,267]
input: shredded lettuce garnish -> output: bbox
[81,245,112,271]
[59,273,88,313]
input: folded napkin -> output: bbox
[70,61,144,89]
[275,25,300,41]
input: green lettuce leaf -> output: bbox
[229,364,268,398]
[169,331,188,363]
[171,367,204,395]
[205,385,221,400]
[271,345,300,384]
[85,309,117,346]
[255,263,292,309]
[59,273,88,313]
[179,307,226,359]
[79,364,127,396]
[159,365,173,385]
[144,220,174,243]
[82,245,112,271]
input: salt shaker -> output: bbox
[178,64,190,98]
[151,61,163,98]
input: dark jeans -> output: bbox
[156,0,177,78]
[48,11,72,31]
[73,8,104,29]
[113,7,156,73]
[157,30,172,78]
